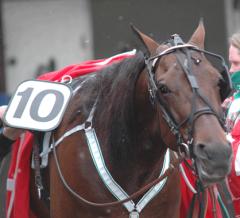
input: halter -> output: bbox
[145,34,232,158]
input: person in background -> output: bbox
[222,31,240,217]
[229,33,240,74]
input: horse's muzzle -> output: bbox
[193,141,232,186]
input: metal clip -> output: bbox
[61,75,72,84]
[129,211,139,218]
[179,142,190,158]
[148,88,156,105]
[171,34,184,46]
[37,186,43,199]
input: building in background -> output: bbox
[1,0,93,95]
[0,0,239,95]
[225,0,240,36]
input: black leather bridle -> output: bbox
[145,34,232,157]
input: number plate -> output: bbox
[4,80,72,131]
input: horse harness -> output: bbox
[34,100,181,218]
[32,35,232,218]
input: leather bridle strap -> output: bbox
[187,184,208,218]
[145,41,225,154]
[209,187,218,218]
[171,48,227,156]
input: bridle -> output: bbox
[145,34,232,158]
[143,35,232,218]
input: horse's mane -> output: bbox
[71,51,146,167]
[97,52,145,166]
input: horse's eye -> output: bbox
[157,83,171,94]
[191,57,202,65]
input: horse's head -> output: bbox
[132,21,232,186]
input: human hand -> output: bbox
[0,105,24,140]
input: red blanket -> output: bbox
[5,50,136,218]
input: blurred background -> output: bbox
[0,0,239,104]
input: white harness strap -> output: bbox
[179,163,197,194]
[173,152,197,194]
[85,126,170,216]
[36,82,99,167]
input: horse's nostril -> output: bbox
[195,143,211,160]
[198,144,205,150]
[196,143,208,155]
[195,142,232,161]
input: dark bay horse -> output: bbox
[30,22,232,218]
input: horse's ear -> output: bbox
[188,19,205,49]
[130,24,159,56]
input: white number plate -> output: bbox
[4,80,72,131]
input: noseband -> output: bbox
[145,34,231,158]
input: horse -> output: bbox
[27,22,233,218]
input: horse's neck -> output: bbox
[102,70,168,187]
